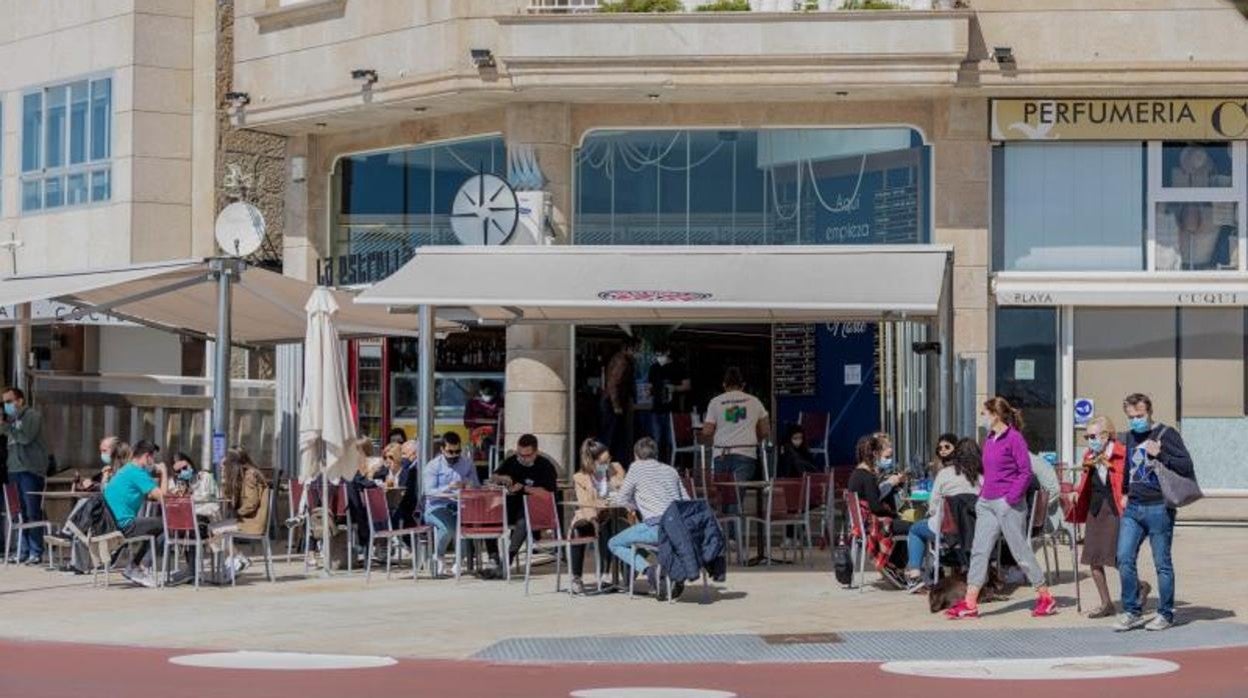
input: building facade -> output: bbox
[228,0,1248,505]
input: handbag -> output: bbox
[1149,427,1204,508]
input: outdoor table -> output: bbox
[559,500,632,592]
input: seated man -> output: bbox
[608,437,690,597]
[399,439,420,487]
[481,433,559,579]
[101,440,169,587]
[422,432,480,576]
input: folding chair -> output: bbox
[360,486,431,582]
[744,478,808,564]
[224,487,278,585]
[455,488,510,582]
[626,542,672,601]
[843,491,869,591]
[161,495,212,589]
[707,473,745,564]
[1028,488,1061,586]
[929,505,961,585]
[669,413,704,471]
[798,411,831,470]
[520,487,598,596]
[803,472,833,549]
[3,483,51,565]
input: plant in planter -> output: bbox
[697,0,751,10]
[598,0,685,11]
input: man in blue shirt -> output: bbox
[102,440,168,587]
[421,432,480,576]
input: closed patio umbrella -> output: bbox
[298,288,358,573]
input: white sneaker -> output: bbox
[1114,612,1146,632]
[122,567,158,588]
[1145,615,1174,632]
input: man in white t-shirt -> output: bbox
[702,366,770,486]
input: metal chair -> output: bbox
[798,411,831,470]
[707,473,745,564]
[224,486,278,585]
[928,504,961,585]
[284,479,306,562]
[669,413,703,471]
[455,488,510,581]
[360,486,430,583]
[160,495,211,588]
[803,472,833,549]
[744,478,808,564]
[3,483,51,565]
[843,490,869,591]
[1028,488,1060,586]
[520,487,598,596]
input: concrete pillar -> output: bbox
[502,104,577,472]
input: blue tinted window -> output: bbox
[575,128,929,245]
[995,307,1058,453]
[21,92,41,172]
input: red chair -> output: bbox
[360,487,431,583]
[301,481,355,573]
[680,472,699,501]
[707,473,744,564]
[744,478,808,563]
[669,413,704,471]
[843,490,869,591]
[520,487,598,596]
[160,495,211,589]
[929,503,961,585]
[798,411,831,470]
[455,488,509,582]
[3,483,51,566]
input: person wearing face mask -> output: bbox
[102,440,168,587]
[421,432,480,576]
[1,387,50,565]
[170,452,221,522]
[646,344,690,461]
[947,397,1055,620]
[847,433,911,589]
[1115,393,1194,632]
[1069,416,1129,619]
[776,424,818,479]
[482,433,560,579]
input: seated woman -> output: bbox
[215,447,271,577]
[776,424,819,479]
[569,438,626,595]
[375,443,404,487]
[847,433,910,589]
[904,437,982,592]
[170,452,221,522]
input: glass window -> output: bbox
[1162,141,1232,189]
[44,85,67,170]
[90,78,111,161]
[21,92,41,172]
[91,169,111,202]
[575,127,929,246]
[994,142,1145,271]
[43,175,64,208]
[1154,202,1239,270]
[1180,309,1246,418]
[21,179,42,212]
[68,81,89,165]
[994,307,1058,453]
[66,173,88,206]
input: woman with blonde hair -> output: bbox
[568,438,626,595]
[1069,415,1132,618]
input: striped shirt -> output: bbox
[610,459,689,523]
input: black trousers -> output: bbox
[569,520,613,578]
[121,517,165,567]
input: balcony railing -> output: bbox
[526,0,943,13]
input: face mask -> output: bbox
[1086,438,1105,454]
[1128,416,1150,434]
[101,453,112,466]
[445,455,461,465]
[177,469,195,482]
[878,457,894,471]
[2,403,15,418]
[791,439,803,449]
[480,394,495,403]
[656,355,671,366]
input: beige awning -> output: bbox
[0,259,449,344]
[993,271,1248,307]
[355,245,953,323]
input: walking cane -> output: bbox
[1071,520,1081,613]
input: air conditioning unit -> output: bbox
[512,191,553,245]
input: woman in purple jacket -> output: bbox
[946,396,1056,620]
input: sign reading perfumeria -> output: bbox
[991,98,1248,141]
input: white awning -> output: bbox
[355,245,953,323]
[0,259,449,344]
[994,271,1248,307]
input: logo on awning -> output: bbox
[597,290,712,303]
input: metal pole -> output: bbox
[417,305,436,468]
[938,257,954,434]
[211,258,236,473]
[12,302,31,393]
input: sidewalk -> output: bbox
[0,525,1242,662]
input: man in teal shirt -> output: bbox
[1,387,49,564]
[103,440,168,587]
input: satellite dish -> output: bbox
[214,202,265,257]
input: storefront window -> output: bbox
[994,308,1059,454]
[1154,202,1239,270]
[993,142,1146,271]
[329,135,506,285]
[575,127,930,246]
[1161,141,1233,189]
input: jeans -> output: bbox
[648,412,673,462]
[600,398,633,465]
[11,472,46,560]
[906,518,936,571]
[713,455,757,518]
[608,521,659,574]
[425,507,456,559]
[1118,501,1176,621]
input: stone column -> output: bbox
[503,103,575,471]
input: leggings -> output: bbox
[569,520,613,578]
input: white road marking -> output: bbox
[570,689,737,698]
[169,651,397,671]
[880,655,1180,681]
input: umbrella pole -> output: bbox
[321,462,331,578]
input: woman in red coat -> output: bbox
[1069,415,1130,618]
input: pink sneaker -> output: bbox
[1032,594,1058,617]
[945,599,979,620]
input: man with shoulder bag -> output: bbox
[1115,392,1201,633]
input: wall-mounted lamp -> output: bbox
[992,46,1015,64]
[224,91,251,108]
[647,93,661,102]
[350,68,378,85]
[470,48,496,69]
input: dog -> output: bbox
[927,567,1014,613]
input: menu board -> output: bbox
[773,324,817,396]
[872,182,920,244]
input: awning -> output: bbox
[355,245,953,323]
[994,271,1248,307]
[0,259,451,344]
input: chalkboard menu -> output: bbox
[872,182,920,244]
[773,324,817,396]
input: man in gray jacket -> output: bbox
[1,387,49,564]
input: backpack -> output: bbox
[832,535,854,586]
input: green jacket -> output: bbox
[1,406,50,476]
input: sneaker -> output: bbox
[1114,612,1147,632]
[905,576,927,594]
[570,577,586,595]
[879,566,908,590]
[24,556,43,567]
[945,600,979,620]
[1145,615,1174,632]
[1032,593,1058,617]
[166,569,194,587]
[122,567,158,589]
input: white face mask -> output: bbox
[655,355,671,366]
[480,394,495,403]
